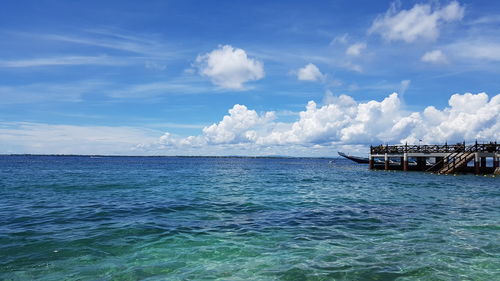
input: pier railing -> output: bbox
[370,142,499,154]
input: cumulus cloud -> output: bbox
[296,63,325,82]
[346,43,367,56]
[404,93,500,144]
[202,104,275,144]
[421,50,448,63]
[150,92,499,153]
[195,45,264,90]
[369,1,464,42]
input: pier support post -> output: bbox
[494,155,499,169]
[417,157,426,171]
[474,153,480,174]
[384,153,389,171]
[369,156,374,170]
[403,153,408,171]
[435,157,444,170]
[480,157,487,168]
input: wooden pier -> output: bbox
[369,142,500,175]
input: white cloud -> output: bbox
[407,93,500,144]
[195,45,264,90]
[296,63,325,82]
[369,1,464,42]
[148,92,499,153]
[202,104,275,144]
[346,43,366,56]
[421,50,448,63]
[440,1,465,21]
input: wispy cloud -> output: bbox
[0,55,127,68]
[330,33,349,45]
[343,62,363,73]
[467,15,500,25]
[0,80,107,104]
[0,75,217,104]
[5,28,186,69]
[346,43,366,56]
[0,28,193,76]
[448,41,500,62]
[107,78,214,99]
[147,122,207,129]
[33,28,181,58]
[0,121,160,155]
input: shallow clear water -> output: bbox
[0,155,498,280]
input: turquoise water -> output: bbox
[0,155,498,280]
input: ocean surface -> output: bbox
[0,155,498,281]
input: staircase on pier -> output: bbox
[438,151,475,174]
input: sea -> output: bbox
[0,155,498,281]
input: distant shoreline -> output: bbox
[0,154,337,160]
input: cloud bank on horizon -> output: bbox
[1,0,500,155]
[137,92,499,155]
[3,91,496,156]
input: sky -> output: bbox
[0,0,499,156]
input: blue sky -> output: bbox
[1,0,499,156]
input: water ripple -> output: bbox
[0,156,498,280]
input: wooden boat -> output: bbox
[338,152,369,164]
[338,151,422,166]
